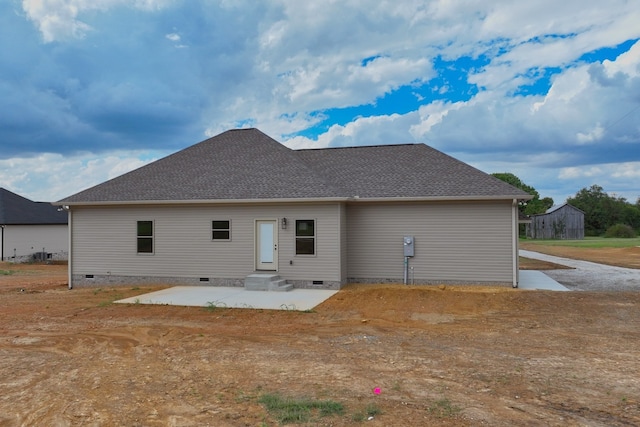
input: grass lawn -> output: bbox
[520,236,640,248]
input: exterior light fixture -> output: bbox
[281,218,287,229]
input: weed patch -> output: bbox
[97,292,124,307]
[258,393,344,424]
[428,398,461,418]
[352,403,382,421]
[205,300,228,312]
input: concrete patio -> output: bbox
[114,270,568,311]
[115,286,339,311]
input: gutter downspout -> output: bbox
[512,199,518,288]
[66,208,72,289]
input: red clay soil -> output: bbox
[1,262,639,426]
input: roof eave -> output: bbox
[54,197,351,207]
[348,194,534,203]
[54,194,532,207]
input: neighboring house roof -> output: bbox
[57,128,532,205]
[0,188,68,225]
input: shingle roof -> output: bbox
[57,128,531,204]
[0,188,68,225]
[297,143,529,199]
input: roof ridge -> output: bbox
[296,143,418,152]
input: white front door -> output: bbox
[256,220,277,270]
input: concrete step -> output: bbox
[245,274,292,292]
[269,279,293,292]
[245,274,278,291]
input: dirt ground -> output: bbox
[1,252,639,426]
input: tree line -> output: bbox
[492,173,640,237]
[567,185,640,236]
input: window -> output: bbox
[295,219,315,255]
[137,220,154,254]
[212,220,231,240]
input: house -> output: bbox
[527,203,585,240]
[0,188,68,262]
[55,128,532,289]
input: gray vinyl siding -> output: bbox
[2,224,68,261]
[70,203,342,285]
[346,200,514,284]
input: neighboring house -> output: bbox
[527,203,585,240]
[0,188,68,262]
[55,128,532,289]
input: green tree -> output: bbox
[491,172,553,216]
[567,185,610,235]
[621,202,640,230]
[567,185,640,235]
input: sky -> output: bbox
[1,0,639,205]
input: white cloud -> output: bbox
[559,166,604,179]
[21,0,175,42]
[611,163,640,179]
[557,163,640,202]
[5,0,640,206]
[461,2,640,93]
[165,31,187,48]
[285,113,418,150]
[0,151,161,202]
[608,39,640,75]
[280,55,432,109]
[206,0,640,142]
[576,125,604,144]
[416,39,639,155]
[410,100,467,137]
[21,0,92,42]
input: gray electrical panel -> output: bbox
[403,236,414,257]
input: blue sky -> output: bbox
[1,0,639,205]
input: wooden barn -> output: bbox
[526,203,584,240]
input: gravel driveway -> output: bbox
[520,249,640,291]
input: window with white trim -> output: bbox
[137,220,154,254]
[295,219,315,255]
[212,220,231,240]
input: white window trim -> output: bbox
[211,219,232,241]
[295,218,316,256]
[136,220,154,255]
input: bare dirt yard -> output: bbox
[1,252,639,426]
